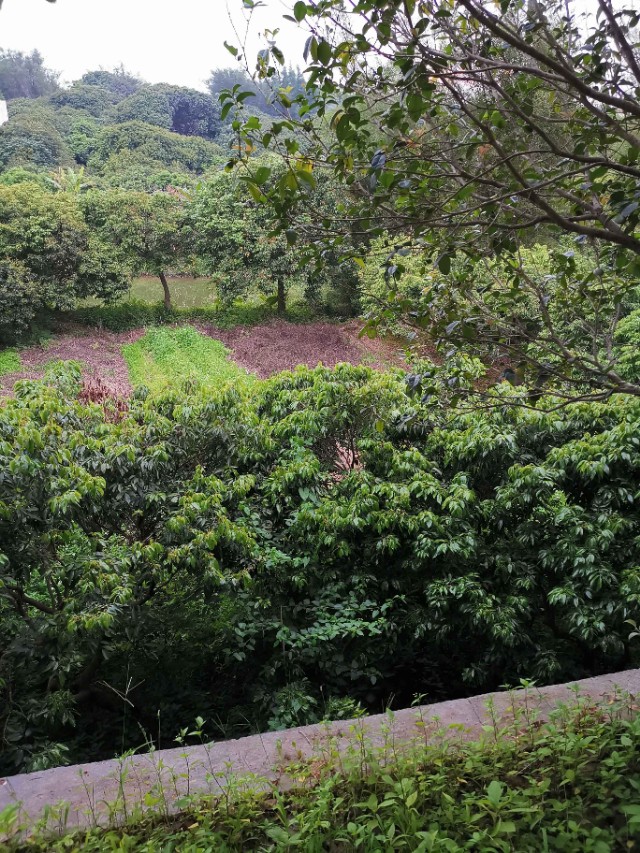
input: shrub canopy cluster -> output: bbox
[1,363,639,772]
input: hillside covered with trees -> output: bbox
[1,12,640,851]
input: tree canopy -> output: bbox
[0,49,59,100]
[112,84,222,139]
[227,0,640,402]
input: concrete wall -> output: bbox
[0,100,8,126]
[1,668,638,838]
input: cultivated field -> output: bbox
[0,319,404,397]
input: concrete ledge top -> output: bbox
[1,668,639,836]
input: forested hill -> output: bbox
[0,52,304,190]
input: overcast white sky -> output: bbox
[0,0,307,90]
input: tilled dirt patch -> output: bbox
[0,329,144,397]
[200,319,406,378]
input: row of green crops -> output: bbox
[122,326,252,393]
[1,362,640,773]
[0,348,20,376]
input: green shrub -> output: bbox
[1,366,640,773]
[69,299,171,331]
[67,298,317,332]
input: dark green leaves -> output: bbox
[253,166,272,186]
[437,252,452,274]
[317,40,333,66]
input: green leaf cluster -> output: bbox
[1,365,640,771]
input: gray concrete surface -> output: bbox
[1,669,638,838]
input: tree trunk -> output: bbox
[159,271,171,310]
[277,277,286,315]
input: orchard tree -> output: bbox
[226,0,640,403]
[0,183,128,337]
[191,167,305,313]
[81,189,193,309]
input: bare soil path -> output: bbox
[200,319,406,378]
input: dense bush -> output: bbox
[111,84,221,140]
[0,111,72,172]
[0,183,130,338]
[88,121,223,175]
[1,364,639,772]
[48,84,118,118]
[79,68,142,102]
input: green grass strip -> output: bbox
[5,700,640,851]
[0,349,20,377]
[122,326,252,393]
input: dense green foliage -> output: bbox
[1,363,639,772]
[5,700,640,851]
[229,0,640,400]
[67,298,291,333]
[0,108,72,172]
[0,347,20,376]
[3,7,640,823]
[0,48,363,325]
[0,183,129,338]
[190,168,306,313]
[111,84,221,139]
[79,67,142,101]
[0,60,228,191]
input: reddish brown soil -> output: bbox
[0,329,144,397]
[201,319,406,378]
[0,321,407,396]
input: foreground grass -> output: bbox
[122,326,252,393]
[4,700,640,851]
[0,349,20,376]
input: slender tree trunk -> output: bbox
[159,271,171,310]
[277,277,286,315]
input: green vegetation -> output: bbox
[5,700,640,851]
[128,277,217,309]
[231,0,640,402]
[0,348,20,375]
[69,297,314,334]
[3,14,640,853]
[122,326,252,393]
[2,363,640,774]
[0,182,128,340]
[89,277,312,313]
